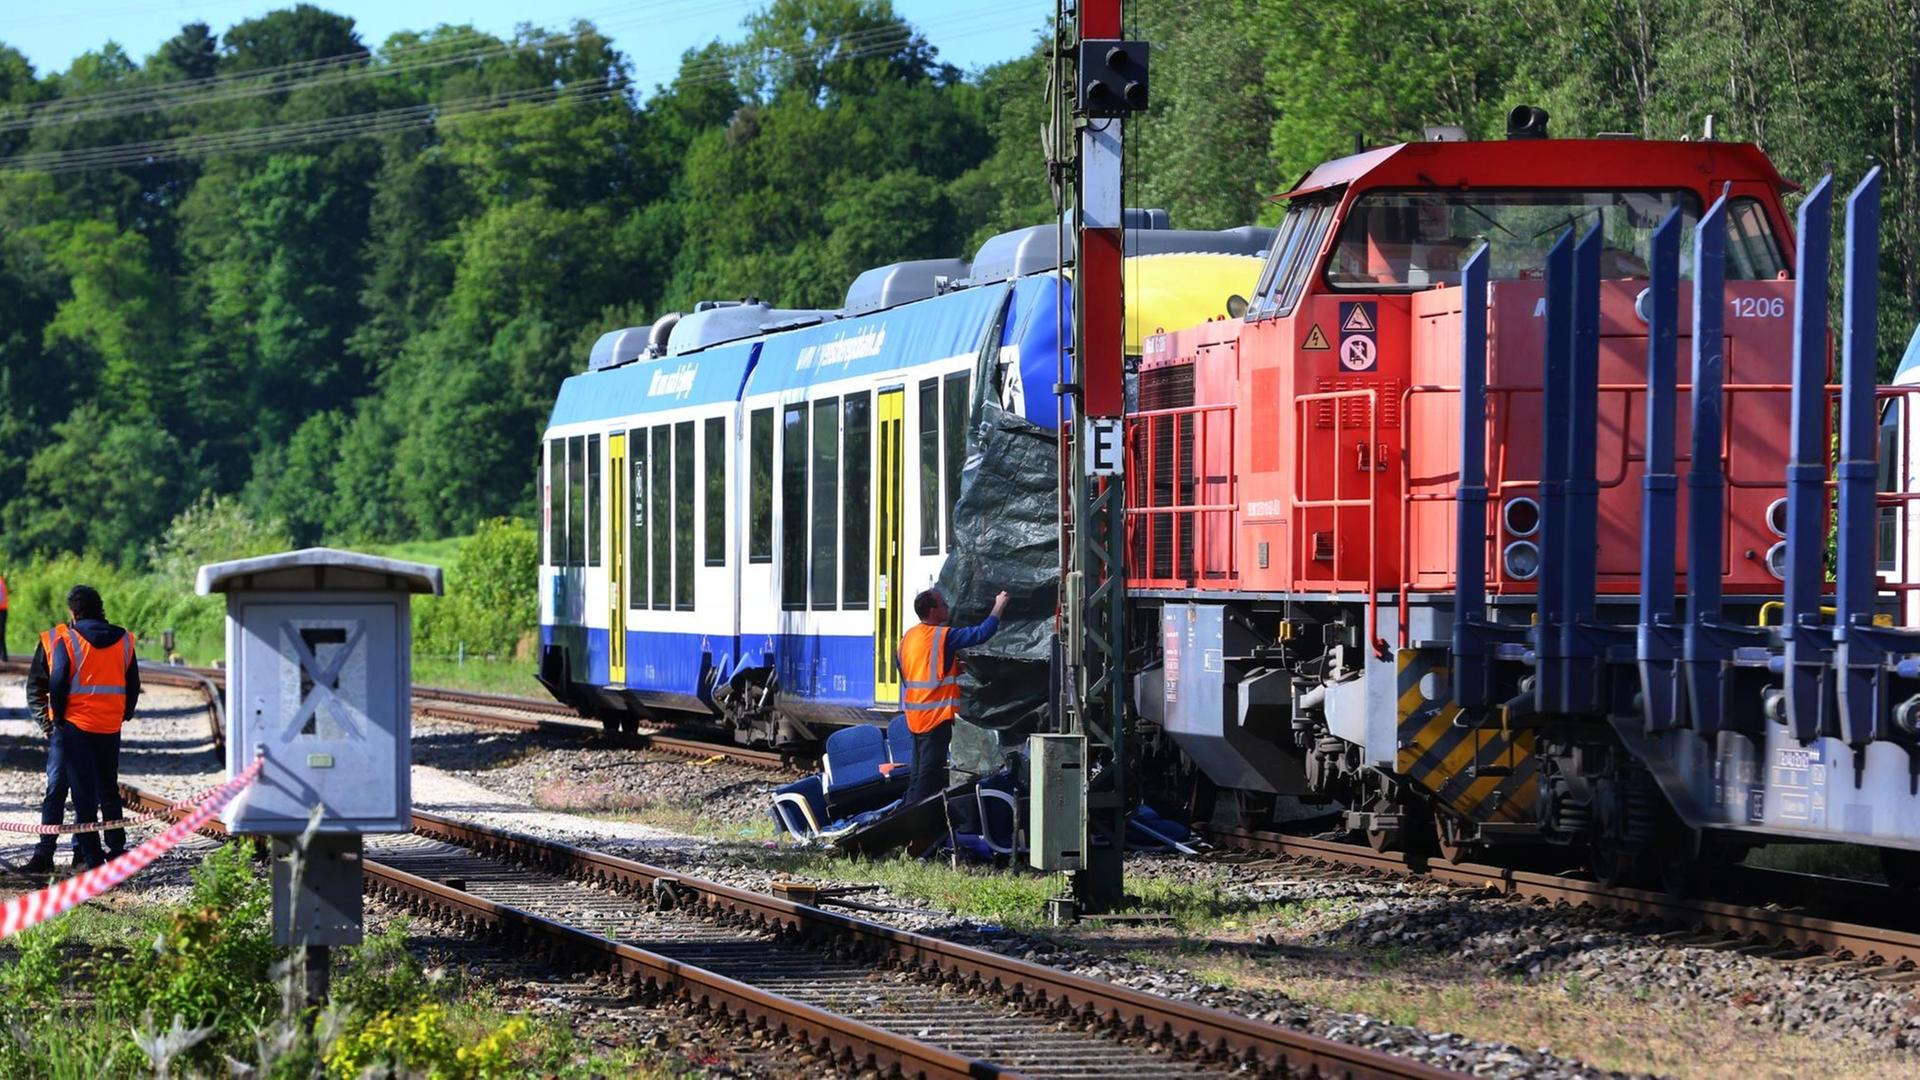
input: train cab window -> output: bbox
[1327,189,1708,289]
[942,372,969,551]
[651,426,671,609]
[705,417,726,566]
[674,420,694,609]
[629,428,648,607]
[586,434,601,568]
[811,399,841,609]
[567,435,586,566]
[545,440,563,566]
[843,393,871,609]
[1252,197,1336,317]
[749,407,773,562]
[1724,197,1787,280]
[918,378,939,554]
[782,403,808,609]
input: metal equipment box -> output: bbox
[197,548,442,835]
[1028,733,1087,871]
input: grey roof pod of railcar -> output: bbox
[666,299,841,356]
[967,209,1275,284]
[841,257,974,315]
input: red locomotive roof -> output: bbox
[1277,139,1793,201]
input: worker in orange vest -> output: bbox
[898,586,1007,806]
[0,569,9,663]
[24,585,141,872]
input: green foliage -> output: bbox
[93,841,280,1040]
[333,919,434,1018]
[414,517,540,658]
[1,0,1916,568]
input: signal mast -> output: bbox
[1047,0,1147,915]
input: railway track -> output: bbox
[1206,824,1920,977]
[118,783,1455,1080]
[0,658,805,773]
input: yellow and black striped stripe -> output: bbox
[1393,648,1538,824]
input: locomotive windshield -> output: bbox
[1324,189,1785,289]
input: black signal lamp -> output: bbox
[1078,39,1149,117]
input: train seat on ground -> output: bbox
[771,775,829,840]
[976,771,1024,858]
[882,714,913,776]
[822,725,906,816]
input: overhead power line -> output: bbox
[0,8,1041,176]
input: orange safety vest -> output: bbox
[0,574,8,609]
[40,624,135,735]
[899,623,961,734]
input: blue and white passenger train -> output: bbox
[538,215,1272,743]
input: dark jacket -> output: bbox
[25,619,142,735]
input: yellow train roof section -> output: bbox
[1120,253,1264,352]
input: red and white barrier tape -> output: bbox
[0,755,264,940]
[0,775,239,835]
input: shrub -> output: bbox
[323,1002,528,1079]
[412,518,538,659]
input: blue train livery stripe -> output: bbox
[548,623,883,708]
[746,283,1012,395]
[548,339,760,428]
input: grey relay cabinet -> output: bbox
[197,548,442,835]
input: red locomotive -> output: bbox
[1126,113,1920,882]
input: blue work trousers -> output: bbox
[33,729,78,861]
[54,723,123,864]
[902,720,953,806]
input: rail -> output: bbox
[120,782,1461,1080]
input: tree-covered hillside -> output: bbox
[1,0,1914,564]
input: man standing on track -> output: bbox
[0,569,10,662]
[24,585,140,872]
[898,586,1007,806]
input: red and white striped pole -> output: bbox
[1063,0,1143,914]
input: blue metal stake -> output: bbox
[1534,231,1575,713]
[1835,167,1886,745]
[1559,225,1605,713]
[1638,209,1684,733]
[1452,245,1492,708]
[1682,194,1731,735]
[1782,175,1834,742]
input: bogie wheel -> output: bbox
[618,713,642,735]
[1586,840,1649,888]
[1433,814,1475,864]
[1366,825,1400,853]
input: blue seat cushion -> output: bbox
[885,714,913,766]
[824,726,889,792]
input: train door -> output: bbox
[873,388,906,704]
[608,433,628,685]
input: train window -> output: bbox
[567,435,586,566]
[674,420,694,610]
[1273,202,1334,314]
[749,407,773,562]
[545,440,563,566]
[1253,196,1335,317]
[629,428,647,608]
[918,378,939,554]
[1724,197,1787,281]
[704,417,726,566]
[651,426,671,609]
[942,372,969,551]
[843,393,871,609]
[1327,189,1705,289]
[586,434,601,568]
[782,403,808,609]
[811,398,840,609]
